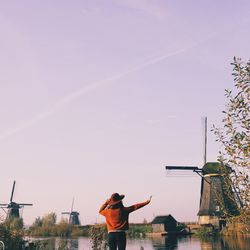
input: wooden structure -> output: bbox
[165,118,239,228]
[0,181,33,220]
[151,215,177,234]
[165,162,239,228]
[62,198,81,225]
[197,162,239,227]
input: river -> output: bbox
[29,235,250,249]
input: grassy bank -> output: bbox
[26,223,90,237]
[0,219,25,249]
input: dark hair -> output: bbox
[109,201,124,209]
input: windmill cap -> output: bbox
[109,193,125,206]
[202,162,232,175]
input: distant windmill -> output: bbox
[165,117,240,228]
[0,181,33,220]
[62,198,81,226]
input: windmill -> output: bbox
[62,198,81,226]
[0,181,33,220]
[165,117,239,228]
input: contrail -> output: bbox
[0,42,203,140]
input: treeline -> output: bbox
[26,212,89,237]
[25,212,152,238]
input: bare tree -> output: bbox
[213,57,250,224]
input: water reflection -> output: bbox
[55,238,79,249]
[151,235,178,250]
[30,235,250,250]
[151,235,250,250]
[151,235,204,250]
[30,237,81,250]
[199,236,250,250]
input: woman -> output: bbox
[99,193,152,250]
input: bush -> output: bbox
[0,221,24,249]
[127,224,152,238]
[195,225,219,237]
[89,224,108,250]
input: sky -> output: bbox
[0,0,250,226]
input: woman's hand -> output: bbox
[105,198,111,205]
[147,195,152,203]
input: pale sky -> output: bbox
[0,0,250,225]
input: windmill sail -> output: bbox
[10,181,16,203]
[62,198,81,225]
[0,181,33,220]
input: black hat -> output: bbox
[109,193,125,205]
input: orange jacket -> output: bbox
[99,200,150,232]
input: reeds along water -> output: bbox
[220,236,250,250]
[195,235,250,250]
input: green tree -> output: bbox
[4,217,24,231]
[213,57,250,223]
[32,216,43,227]
[42,212,57,227]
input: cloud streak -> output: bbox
[0,41,206,140]
[112,0,168,20]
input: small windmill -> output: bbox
[62,198,81,226]
[165,117,239,228]
[0,181,33,220]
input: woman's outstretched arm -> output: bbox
[126,196,152,213]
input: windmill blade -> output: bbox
[10,180,16,202]
[71,198,74,213]
[62,212,70,214]
[203,116,208,165]
[165,166,200,170]
[0,204,9,206]
[18,203,33,206]
[165,166,202,177]
[0,207,7,214]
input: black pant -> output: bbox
[108,232,126,250]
